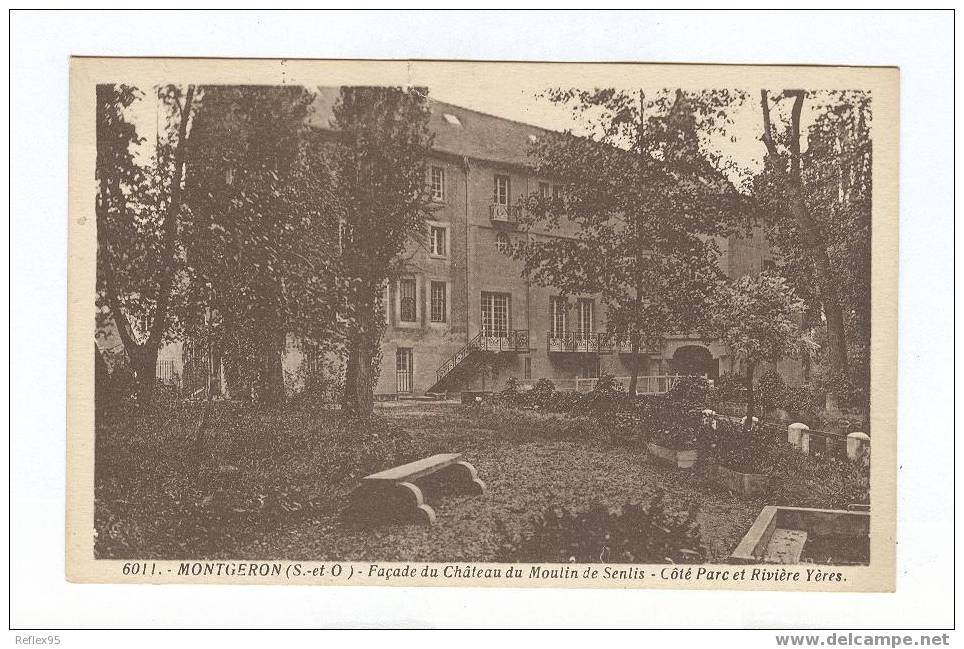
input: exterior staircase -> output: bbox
[429,329,530,394]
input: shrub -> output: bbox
[755,369,788,414]
[496,493,706,563]
[529,378,556,408]
[575,373,628,417]
[611,411,644,446]
[667,375,711,408]
[711,419,775,474]
[784,384,824,422]
[326,416,416,482]
[715,371,747,403]
[498,377,525,407]
[638,399,704,450]
[548,390,584,414]
[767,444,870,509]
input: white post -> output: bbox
[788,423,810,452]
[847,432,871,460]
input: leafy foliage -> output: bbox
[511,88,748,391]
[711,272,802,364]
[497,494,706,563]
[332,87,435,416]
[667,375,712,407]
[94,399,416,558]
[181,86,344,404]
[710,419,775,474]
[96,84,196,402]
[645,402,705,451]
[714,371,748,403]
[755,90,871,407]
[755,368,789,413]
[710,271,802,428]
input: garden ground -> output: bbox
[95,398,851,563]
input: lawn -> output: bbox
[94,398,847,563]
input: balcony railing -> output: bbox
[546,331,614,354]
[489,204,524,224]
[434,329,531,385]
[611,335,654,354]
[479,329,530,352]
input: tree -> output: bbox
[180,86,345,405]
[513,88,746,394]
[711,272,803,432]
[330,87,435,417]
[758,90,870,409]
[96,83,195,404]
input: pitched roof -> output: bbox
[307,87,548,167]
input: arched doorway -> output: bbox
[671,345,718,380]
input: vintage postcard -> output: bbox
[67,57,898,591]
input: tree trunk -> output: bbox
[760,89,850,406]
[343,337,374,418]
[98,85,195,407]
[133,345,159,405]
[627,331,641,397]
[342,308,376,418]
[259,329,286,406]
[744,360,755,433]
[342,341,359,411]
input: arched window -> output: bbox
[495,232,510,254]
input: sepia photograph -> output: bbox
[72,58,895,585]
[9,5,955,635]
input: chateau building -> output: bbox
[169,90,797,400]
[306,92,790,398]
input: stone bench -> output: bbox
[351,453,485,525]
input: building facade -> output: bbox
[333,97,793,398]
[168,90,799,401]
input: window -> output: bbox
[442,113,462,126]
[539,182,551,198]
[399,278,417,323]
[524,357,532,380]
[430,166,445,202]
[763,259,776,271]
[550,297,567,338]
[430,281,447,323]
[553,184,564,201]
[494,175,510,206]
[577,299,594,337]
[481,292,510,337]
[430,225,447,257]
[495,232,510,254]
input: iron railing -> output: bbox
[488,204,525,223]
[434,329,530,384]
[543,332,654,355]
[546,331,616,354]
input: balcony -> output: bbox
[612,336,656,354]
[546,332,614,354]
[478,329,530,353]
[489,204,524,225]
